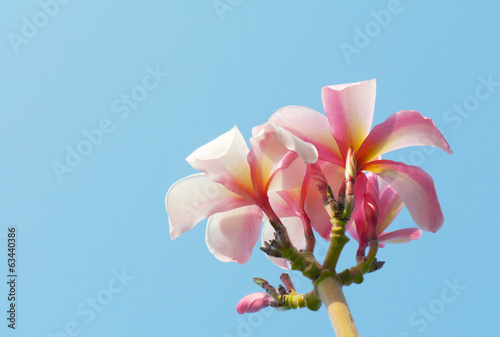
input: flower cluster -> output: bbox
[165,79,451,318]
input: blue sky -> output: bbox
[1,1,499,336]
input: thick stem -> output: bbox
[315,272,360,337]
[322,215,350,270]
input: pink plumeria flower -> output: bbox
[268,79,452,233]
[165,124,318,264]
[236,292,274,314]
[349,172,422,259]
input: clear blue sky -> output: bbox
[1,1,499,336]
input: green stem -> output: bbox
[365,240,378,266]
[315,271,360,337]
[322,218,350,270]
[337,240,381,286]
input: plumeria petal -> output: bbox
[186,126,254,200]
[356,110,453,165]
[275,189,302,215]
[237,293,274,314]
[272,124,319,164]
[261,217,306,269]
[268,191,297,219]
[348,221,361,243]
[322,79,376,156]
[348,174,377,244]
[249,124,296,199]
[248,123,318,199]
[376,177,404,234]
[362,160,444,232]
[166,173,251,239]
[348,172,368,231]
[266,157,306,219]
[269,160,331,240]
[378,228,422,244]
[318,161,346,199]
[303,187,332,240]
[206,205,263,264]
[268,106,343,165]
[268,156,308,194]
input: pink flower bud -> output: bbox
[236,292,274,314]
[345,148,356,180]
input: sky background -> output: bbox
[1,1,499,336]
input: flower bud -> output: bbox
[345,148,357,183]
[337,148,356,219]
[236,293,274,314]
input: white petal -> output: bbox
[166,173,251,239]
[186,126,253,198]
[272,124,318,164]
[206,205,263,264]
